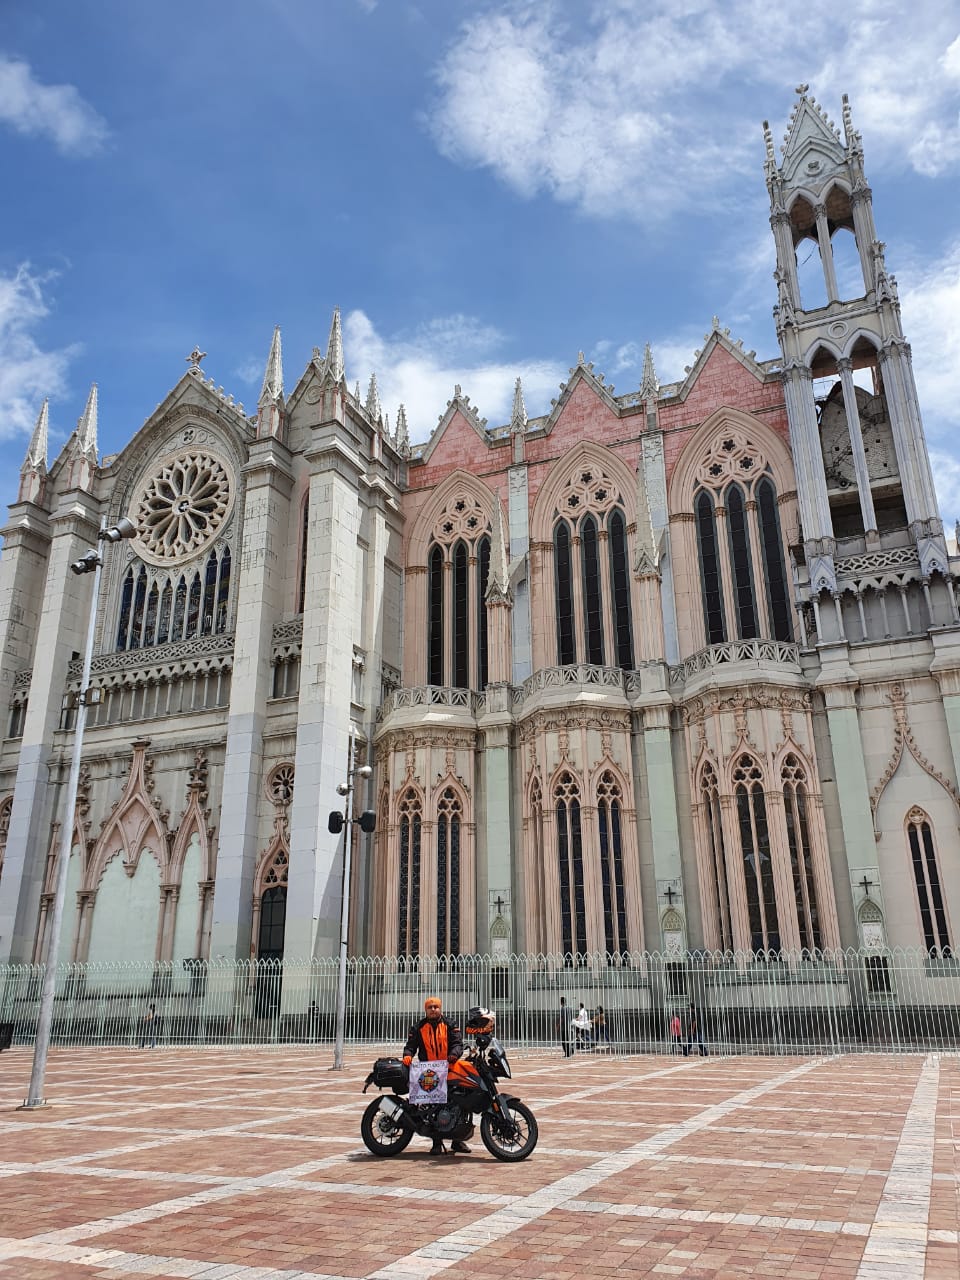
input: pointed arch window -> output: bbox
[452,541,469,689]
[782,754,821,952]
[733,754,779,955]
[528,776,545,956]
[436,787,462,958]
[477,535,490,688]
[608,509,634,671]
[907,809,952,956]
[115,548,233,653]
[696,491,726,644]
[555,771,586,958]
[597,771,628,958]
[757,478,792,641]
[581,515,604,664]
[554,519,575,665]
[428,545,444,687]
[397,789,422,957]
[700,762,732,952]
[726,485,758,639]
[297,497,309,613]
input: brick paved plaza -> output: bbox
[0,1047,956,1279]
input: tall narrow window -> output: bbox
[907,810,952,955]
[597,772,628,957]
[297,498,309,613]
[555,520,576,664]
[726,485,758,639]
[215,547,231,632]
[436,787,462,958]
[700,763,732,952]
[782,755,821,952]
[129,568,147,650]
[143,582,159,648]
[555,771,586,958]
[428,545,444,687]
[116,570,134,651]
[734,755,778,954]
[757,478,792,642]
[608,509,634,670]
[186,572,202,639]
[696,491,726,644]
[452,541,469,689]
[397,789,422,957]
[201,551,218,635]
[581,515,604,664]
[157,582,172,645]
[171,577,187,642]
[477,535,490,688]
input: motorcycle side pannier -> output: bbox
[370,1057,409,1093]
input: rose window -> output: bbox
[136,452,232,561]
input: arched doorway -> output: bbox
[254,848,287,1019]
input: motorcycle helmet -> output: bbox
[465,1006,495,1034]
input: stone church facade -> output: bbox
[1,89,958,983]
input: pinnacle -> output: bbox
[323,305,344,383]
[77,383,98,457]
[258,325,284,408]
[396,403,411,456]
[640,344,658,399]
[365,372,383,423]
[23,398,49,471]
[510,376,527,434]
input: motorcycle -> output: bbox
[360,1007,538,1162]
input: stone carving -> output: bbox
[266,762,295,806]
[135,451,233,564]
[68,632,235,681]
[669,640,800,686]
[869,683,960,823]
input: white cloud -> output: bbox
[898,240,960,428]
[0,54,108,155]
[233,357,264,386]
[426,0,960,222]
[0,264,79,443]
[343,310,565,441]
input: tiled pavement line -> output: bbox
[855,1053,939,1279]
[366,1056,825,1280]
[0,1239,352,1279]
[723,1124,899,1141]
[561,1197,875,1236]
[8,1151,363,1249]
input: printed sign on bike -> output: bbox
[408,1059,448,1105]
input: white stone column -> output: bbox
[836,358,877,536]
[814,204,840,303]
[508,466,532,684]
[210,438,294,960]
[284,435,363,959]
[0,494,99,964]
[639,699,685,946]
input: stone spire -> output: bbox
[365,372,382,423]
[77,383,98,458]
[23,398,49,472]
[258,325,284,409]
[633,456,659,578]
[395,403,411,457]
[640,344,658,400]
[485,497,512,605]
[322,306,344,383]
[510,377,527,434]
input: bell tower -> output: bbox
[765,88,951,643]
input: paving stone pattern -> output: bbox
[0,1048,956,1279]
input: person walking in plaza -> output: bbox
[138,1002,157,1050]
[572,1001,593,1050]
[402,996,468,1154]
[592,1004,610,1045]
[557,996,574,1057]
[670,1011,683,1053]
[685,1001,707,1057]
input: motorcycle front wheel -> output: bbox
[480,1100,538,1162]
[361,1097,414,1157]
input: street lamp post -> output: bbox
[21,515,138,1108]
[328,740,375,1071]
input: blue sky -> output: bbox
[2,1,960,520]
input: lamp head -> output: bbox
[356,764,373,779]
[335,782,350,796]
[70,550,101,576]
[101,516,137,543]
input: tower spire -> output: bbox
[23,398,49,472]
[640,344,658,400]
[395,403,410,457]
[510,377,527,434]
[633,457,659,577]
[323,306,344,383]
[258,325,284,409]
[365,372,382,423]
[77,384,98,458]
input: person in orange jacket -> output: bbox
[402,997,468,1154]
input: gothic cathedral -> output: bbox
[0,90,957,984]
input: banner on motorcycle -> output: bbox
[408,1059,448,1105]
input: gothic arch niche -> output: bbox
[669,409,796,658]
[552,768,586,960]
[165,750,216,967]
[395,785,424,959]
[523,771,549,957]
[905,807,953,957]
[530,443,638,672]
[858,898,892,993]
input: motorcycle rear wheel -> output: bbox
[480,1100,538,1162]
[361,1097,413,1157]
